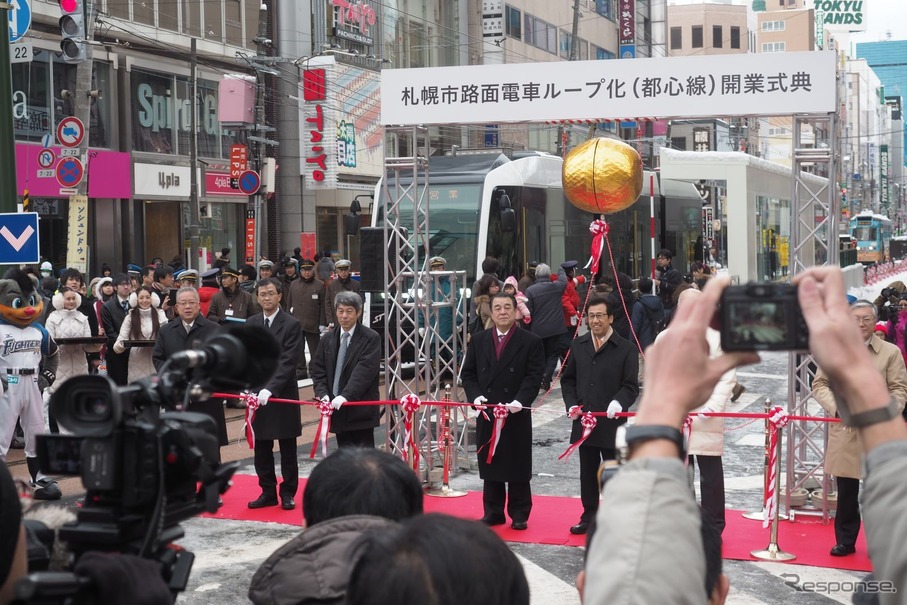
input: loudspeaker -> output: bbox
[358,227,386,292]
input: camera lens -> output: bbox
[51,375,121,437]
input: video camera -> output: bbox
[14,326,279,604]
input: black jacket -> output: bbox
[561,331,639,448]
[461,325,544,482]
[310,324,381,433]
[152,314,226,444]
[246,309,303,440]
[525,269,568,339]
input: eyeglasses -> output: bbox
[586,313,609,320]
[176,300,198,307]
[258,291,278,298]
[854,316,876,325]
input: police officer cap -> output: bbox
[528,260,539,269]
[299,259,316,269]
[258,259,274,270]
[335,259,352,269]
[282,257,298,267]
[127,263,142,275]
[201,268,220,280]
[429,256,446,267]
[177,269,199,281]
[561,260,578,271]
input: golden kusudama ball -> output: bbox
[562,138,643,215]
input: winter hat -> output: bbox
[874,322,889,338]
[93,277,113,299]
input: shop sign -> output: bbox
[813,0,866,31]
[245,209,256,263]
[134,163,193,199]
[329,0,376,46]
[618,0,635,45]
[66,195,88,273]
[206,172,247,197]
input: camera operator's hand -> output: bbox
[636,276,759,431]
[74,552,171,605]
[331,396,346,410]
[257,388,272,406]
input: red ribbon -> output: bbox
[242,392,260,449]
[558,412,597,461]
[399,394,422,470]
[478,405,510,464]
[310,399,335,459]
[585,219,610,275]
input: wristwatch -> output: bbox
[624,424,686,459]
[839,396,900,428]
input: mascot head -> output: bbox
[0,269,45,328]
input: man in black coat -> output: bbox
[561,294,639,535]
[461,292,544,530]
[100,273,133,385]
[245,277,303,510]
[310,291,381,447]
[152,286,225,446]
[654,248,683,323]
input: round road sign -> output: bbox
[56,157,84,188]
[56,116,85,148]
[37,149,56,169]
[238,170,261,195]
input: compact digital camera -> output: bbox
[720,283,809,351]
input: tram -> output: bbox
[850,210,893,265]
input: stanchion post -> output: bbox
[426,384,466,497]
[751,422,796,561]
[743,398,788,521]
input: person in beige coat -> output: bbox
[665,288,735,533]
[813,299,907,556]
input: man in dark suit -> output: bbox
[461,292,544,530]
[310,290,380,447]
[152,286,225,446]
[561,294,639,535]
[245,277,303,510]
[100,273,133,385]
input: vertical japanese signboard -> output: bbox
[303,68,329,187]
[230,145,248,178]
[66,194,88,273]
[880,144,890,209]
[618,0,635,55]
[245,209,256,264]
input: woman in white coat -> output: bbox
[113,287,167,384]
[44,288,102,430]
[657,288,735,534]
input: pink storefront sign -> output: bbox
[205,172,248,197]
[15,143,132,199]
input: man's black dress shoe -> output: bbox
[830,544,856,556]
[511,521,528,531]
[281,498,296,510]
[479,516,506,526]
[247,494,279,509]
[569,520,590,535]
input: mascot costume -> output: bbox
[0,270,61,500]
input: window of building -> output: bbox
[671,136,687,151]
[595,0,614,21]
[691,25,703,48]
[762,20,785,32]
[560,30,572,59]
[713,25,722,48]
[594,46,615,59]
[730,26,741,49]
[505,6,522,39]
[762,41,786,52]
[670,26,682,50]
[524,14,557,54]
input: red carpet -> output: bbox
[205,474,871,570]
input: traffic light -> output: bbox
[59,0,86,64]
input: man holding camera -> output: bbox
[813,299,907,557]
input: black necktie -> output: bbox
[121,300,128,313]
[266,317,271,329]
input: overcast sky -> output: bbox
[849,0,907,44]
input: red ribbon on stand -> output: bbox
[399,394,422,470]
[310,399,335,459]
[764,406,790,528]
[584,219,610,275]
[242,392,260,449]
[479,406,510,464]
[558,412,598,461]
[681,415,695,467]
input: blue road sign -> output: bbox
[0,212,40,264]
[56,157,84,188]
[8,0,32,43]
[238,170,261,195]
[41,133,53,149]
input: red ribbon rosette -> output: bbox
[584,219,610,275]
[558,412,598,461]
[242,392,260,449]
[763,406,789,527]
[399,394,422,469]
[310,399,335,459]
[478,405,511,464]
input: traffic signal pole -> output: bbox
[1,3,19,215]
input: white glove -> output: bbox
[606,400,622,419]
[473,395,488,410]
[568,405,583,420]
[258,389,272,406]
[505,401,523,414]
[331,395,347,410]
[697,404,719,420]
[418,327,426,338]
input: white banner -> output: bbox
[380,51,837,125]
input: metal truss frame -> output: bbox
[785,112,838,521]
[380,126,471,485]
